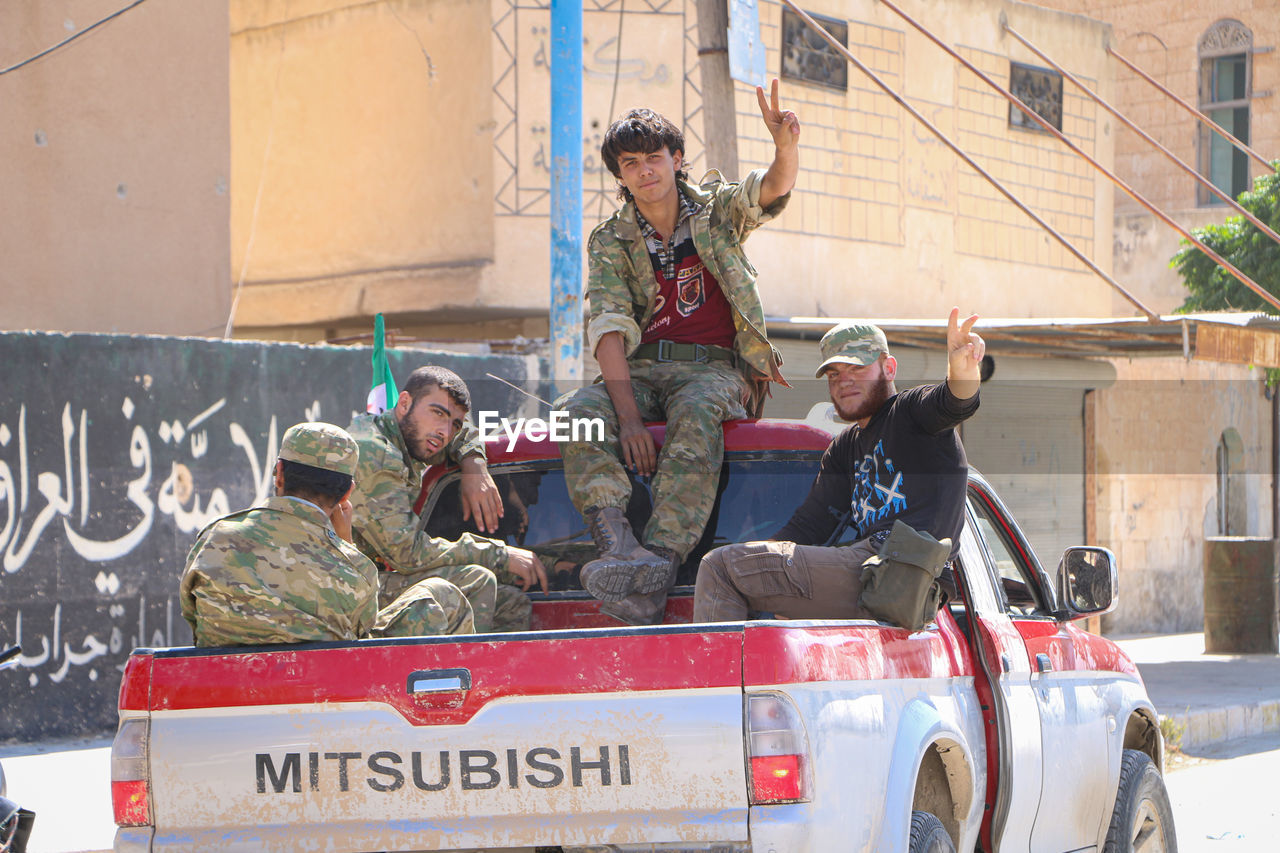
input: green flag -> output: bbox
[366,313,398,414]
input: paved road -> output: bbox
[1165,731,1280,852]
[1,738,111,853]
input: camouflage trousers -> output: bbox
[380,563,531,633]
[374,577,475,636]
[557,360,751,559]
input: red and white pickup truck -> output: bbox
[110,419,1176,853]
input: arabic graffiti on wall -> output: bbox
[522,9,678,181]
[0,332,544,742]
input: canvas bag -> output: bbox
[858,520,952,631]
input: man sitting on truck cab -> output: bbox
[693,310,984,627]
[555,81,800,626]
[346,366,547,633]
[179,422,474,647]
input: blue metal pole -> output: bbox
[550,0,584,388]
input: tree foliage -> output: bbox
[1173,163,1280,313]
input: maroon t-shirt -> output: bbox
[639,234,737,348]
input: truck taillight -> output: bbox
[745,692,810,804]
[111,718,151,826]
[118,654,153,711]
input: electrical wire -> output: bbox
[0,0,150,77]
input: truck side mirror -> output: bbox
[1055,546,1118,619]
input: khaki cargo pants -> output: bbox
[693,538,880,622]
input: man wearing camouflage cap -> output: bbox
[180,422,473,647]
[694,309,984,627]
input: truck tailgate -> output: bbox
[143,626,748,852]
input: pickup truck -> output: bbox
[110,418,1176,853]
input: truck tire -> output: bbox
[1103,748,1178,853]
[909,810,955,853]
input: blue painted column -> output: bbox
[550,0,584,388]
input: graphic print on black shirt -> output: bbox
[773,383,980,551]
[849,438,908,540]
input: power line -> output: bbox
[0,0,151,77]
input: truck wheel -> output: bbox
[909,810,955,853]
[1103,749,1177,852]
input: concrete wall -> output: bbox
[0,332,545,742]
[1113,207,1225,313]
[1033,0,1280,313]
[225,0,704,342]
[227,0,507,338]
[1093,357,1274,633]
[0,1,231,337]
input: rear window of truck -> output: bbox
[424,454,824,583]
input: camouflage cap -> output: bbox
[814,322,889,378]
[278,422,359,477]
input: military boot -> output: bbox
[600,589,669,626]
[600,547,679,625]
[579,507,674,602]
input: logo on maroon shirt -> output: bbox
[641,260,736,348]
[676,264,707,316]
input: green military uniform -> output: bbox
[180,424,473,647]
[346,411,531,633]
[557,168,789,561]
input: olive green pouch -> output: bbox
[858,520,952,631]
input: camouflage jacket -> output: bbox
[586,168,789,384]
[179,496,378,647]
[346,412,511,577]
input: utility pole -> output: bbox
[550,0,584,387]
[696,0,739,179]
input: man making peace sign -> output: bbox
[556,79,801,624]
[694,309,986,628]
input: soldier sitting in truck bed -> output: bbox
[179,422,473,646]
[346,366,547,633]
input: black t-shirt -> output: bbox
[774,382,979,551]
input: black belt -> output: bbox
[631,340,737,366]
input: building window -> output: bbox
[1198,20,1253,204]
[1008,62,1063,132]
[781,8,848,92]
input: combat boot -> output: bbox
[600,589,669,626]
[580,507,673,602]
[600,547,679,625]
